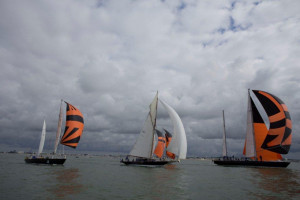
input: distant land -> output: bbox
[1,150,299,162]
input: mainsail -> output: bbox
[60,102,85,148]
[244,90,256,158]
[129,93,158,158]
[243,90,292,161]
[37,120,46,156]
[160,99,187,160]
[54,100,63,153]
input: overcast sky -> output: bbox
[0,0,299,158]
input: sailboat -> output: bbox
[25,100,84,165]
[214,89,292,167]
[121,92,187,165]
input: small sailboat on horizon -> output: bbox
[214,89,292,168]
[25,100,85,165]
[121,92,187,165]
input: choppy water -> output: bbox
[1,153,300,200]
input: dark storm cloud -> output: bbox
[0,0,300,158]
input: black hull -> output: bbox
[25,158,66,165]
[213,160,290,168]
[121,160,170,166]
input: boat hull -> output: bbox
[120,160,170,166]
[25,157,66,165]
[213,159,290,168]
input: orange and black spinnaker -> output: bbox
[164,129,172,148]
[154,130,166,158]
[244,96,282,161]
[60,102,84,148]
[253,90,292,154]
[164,129,176,159]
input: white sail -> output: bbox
[222,110,227,157]
[160,99,187,160]
[54,100,63,154]
[129,93,158,158]
[37,120,46,156]
[245,90,256,157]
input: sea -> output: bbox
[1,153,300,200]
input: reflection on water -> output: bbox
[120,163,188,199]
[249,167,300,199]
[47,168,83,199]
[151,164,188,199]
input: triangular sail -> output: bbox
[129,93,158,158]
[37,120,46,156]
[253,90,292,154]
[54,100,63,154]
[222,110,227,157]
[60,102,84,148]
[243,91,256,158]
[160,100,187,160]
[153,130,166,158]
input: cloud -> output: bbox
[0,0,300,159]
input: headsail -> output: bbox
[60,102,84,148]
[160,99,187,160]
[253,90,292,154]
[164,129,172,148]
[37,120,46,156]
[164,129,176,159]
[129,93,158,158]
[243,90,291,161]
[153,130,166,158]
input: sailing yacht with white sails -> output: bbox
[121,92,187,165]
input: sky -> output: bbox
[0,0,300,158]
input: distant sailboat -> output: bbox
[214,89,292,167]
[25,100,84,165]
[121,92,187,165]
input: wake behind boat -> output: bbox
[25,100,84,165]
[214,89,292,168]
[121,92,187,166]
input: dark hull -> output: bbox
[121,160,170,166]
[213,160,290,168]
[25,158,66,165]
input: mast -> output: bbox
[37,120,46,156]
[54,99,63,154]
[245,89,257,158]
[222,110,227,157]
[150,91,158,158]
